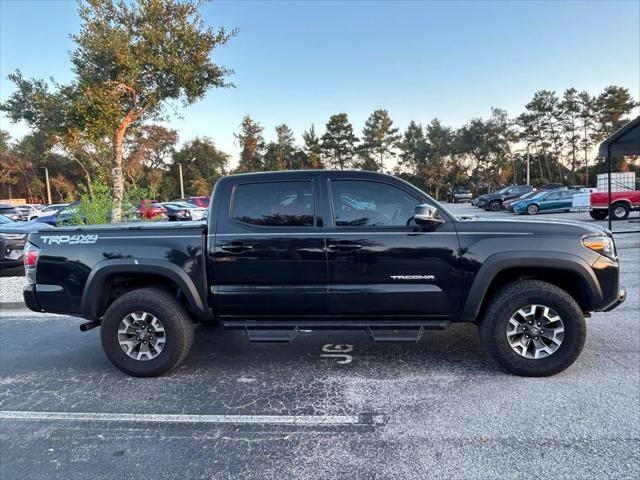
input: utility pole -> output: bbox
[178,163,185,199]
[526,144,530,186]
[584,123,589,186]
[42,167,52,204]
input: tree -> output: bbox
[577,91,597,184]
[125,125,178,193]
[560,88,581,179]
[358,109,400,172]
[274,124,296,170]
[424,119,453,199]
[169,137,228,197]
[235,115,265,172]
[593,86,637,141]
[2,0,236,221]
[302,125,323,169]
[321,113,358,169]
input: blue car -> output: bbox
[513,190,574,215]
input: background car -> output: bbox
[138,200,168,220]
[447,186,472,203]
[0,204,23,222]
[35,202,81,226]
[15,204,43,221]
[513,189,574,215]
[161,202,207,221]
[481,185,534,211]
[503,190,539,211]
[0,214,51,275]
[28,203,68,221]
[175,196,210,208]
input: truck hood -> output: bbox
[456,216,610,237]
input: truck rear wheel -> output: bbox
[609,203,630,220]
[100,287,194,377]
[479,280,586,377]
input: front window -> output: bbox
[330,180,421,227]
[231,181,315,227]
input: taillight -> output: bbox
[24,243,39,284]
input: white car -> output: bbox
[28,203,68,221]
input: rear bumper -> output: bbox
[597,287,626,312]
[23,284,41,312]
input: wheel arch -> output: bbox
[461,252,602,323]
[81,259,207,321]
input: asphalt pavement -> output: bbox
[1,205,638,479]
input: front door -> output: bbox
[210,178,327,317]
[324,179,462,318]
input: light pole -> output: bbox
[526,144,530,186]
[42,167,52,204]
[178,163,185,199]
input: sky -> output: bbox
[1,0,639,167]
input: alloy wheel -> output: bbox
[506,304,565,359]
[117,311,166,361]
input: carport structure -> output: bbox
[598,115,640,232]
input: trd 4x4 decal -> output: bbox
[40,234,99,245]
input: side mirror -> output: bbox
[413,204,444,227]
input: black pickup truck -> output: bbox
[23,170,625,377]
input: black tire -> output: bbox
[609,202,630,221]
[589,209,608,220]
[479,280,586,377]
[489,200,502,211]
[100,287,194,377]
[526,204,539,215]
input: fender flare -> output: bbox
[80,258,206,320]
[461,251,602,322]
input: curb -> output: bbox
[0,302,27,312]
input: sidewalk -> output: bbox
[0,275,27,311]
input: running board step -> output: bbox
[367,328,424,343]
[245,329,297,343]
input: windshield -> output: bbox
[531,191,547,199]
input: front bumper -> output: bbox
[598,287,626,312]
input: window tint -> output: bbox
[561,191,573,198]
[545,192,559,200]
[331,180,421,227]
[232,181,314,227]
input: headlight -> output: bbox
[582,234,616,259]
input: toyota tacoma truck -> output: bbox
[22,171,626,377]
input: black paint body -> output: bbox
[23,171,624,325]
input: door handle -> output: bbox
[328,242,362,252]
[220,243,253,253]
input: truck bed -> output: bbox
[26,221,207,317]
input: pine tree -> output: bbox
[321,113,358,169]
[302,125,323,169]
[235,115,265,172]
[274,124,295,170]
[358,109,400,172]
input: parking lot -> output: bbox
[1,205,638,480]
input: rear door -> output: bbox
[210,177,327,317]
[324,178,461,318]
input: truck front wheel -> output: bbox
[100,287,194,377]
[479,280,586,377]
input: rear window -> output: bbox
[231,181,314,227]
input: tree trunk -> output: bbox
[72,157,93,197]
[111,115,133,222]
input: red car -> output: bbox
[138,200,168,220]
[590,190,640,220]
[176,196,210,208]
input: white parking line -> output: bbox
[0,410,379,426]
